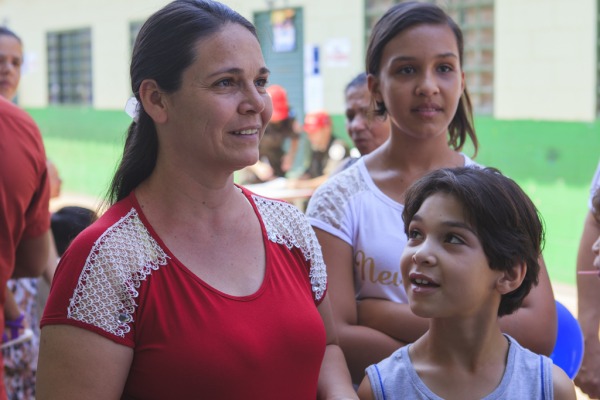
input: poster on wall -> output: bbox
[304,44,323,113]
[324,38,351,68]
[271,9,296,52]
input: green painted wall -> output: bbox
[29,107,599,286]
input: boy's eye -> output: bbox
[408,229,422,239]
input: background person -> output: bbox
[334,72,390,173]
[306,2,556,384]
[357,167,575,400]
[238,84,302,183]
[37,1,356,399]
[574,161,600,399]
[288,110,349,191]
[0,26,51,400]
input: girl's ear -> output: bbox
[139,79,168,124]
[496,261,527,295]
[367,73,384,106]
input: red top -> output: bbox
[42,188,328,399]
[0,97,49,400]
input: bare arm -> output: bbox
[356,375,375,400]
[36,325,133,400]
[357,298,428,343]
[281,135,300,173]
[317,294,358,400]
[552,365,577,400]
[315,228,403,384]
[574,211,600,398]
[43,232,59,284]
[13,230,51,278]
[497,255,557,356]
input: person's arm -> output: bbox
[36,325,133,400]
[574,211,600,398]
[316,294,358,400]
[315,228,403,383]
[13,230,52,278]
[356,375,375,400]
[281,135,299,173]
[357,298,428,343]
[552,364,577,400]
[43,232,60,284]
[497,256,557,356]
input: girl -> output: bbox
[306,1,556,383]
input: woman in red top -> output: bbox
[36,1,355,399]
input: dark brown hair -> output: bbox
[365,1,477,156]
[108,0,257,204]
[402,167,544,316]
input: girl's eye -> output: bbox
[446,234,464,244]
[438,65,453,73]
[399,66,415,74]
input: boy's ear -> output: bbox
[496,261,527,295]
[139,79,168,124]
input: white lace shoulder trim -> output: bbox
[305,164,369,230]
[67,208,169,337]
[252,195,327,302]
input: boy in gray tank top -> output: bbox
[358,167,575,400]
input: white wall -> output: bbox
[0,0,363,114]
[495,0,597,121]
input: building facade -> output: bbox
[0,0,597,122]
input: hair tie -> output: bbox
[124,96,140,123]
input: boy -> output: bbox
[358,167,575,399]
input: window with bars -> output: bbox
[47,28,92,105]
[364,0,494,114]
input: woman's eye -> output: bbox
[216,79,233,87]
[399,66,415,74]
[438,65,453,73]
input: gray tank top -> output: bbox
[365,335,553,399]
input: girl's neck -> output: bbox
[367,131,463,172]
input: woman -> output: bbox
[344,72,390,158]
[37,1,355,399]
[306,1,556,384]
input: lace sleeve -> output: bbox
[253,196,327,302]
[306,166,367,244]
[67,209,169,337]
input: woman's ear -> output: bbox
[367,73,383,106]
[496,261,527,295]
[139,79,168,124]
